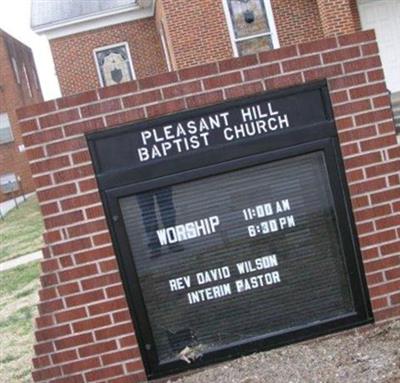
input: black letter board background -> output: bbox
[87,81,372,378]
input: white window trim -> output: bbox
[11,57,20,84]
[32,68,40,90]
[160,23,172,72]
[222,0,280,57]
[93,42,136,88]
[23,64,33,98]
[0,112,14,144]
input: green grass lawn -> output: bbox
[0,261,40,382]
[0,195,44,262]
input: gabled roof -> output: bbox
[31,0,154,39]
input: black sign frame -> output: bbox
[87,81,373,379]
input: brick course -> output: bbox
[156,0,233,70]
[317,0,361,37]
[17,30,400,382]
[271,0,324,46]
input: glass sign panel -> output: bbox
[119,151,355,364]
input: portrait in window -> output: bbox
[94,43,135,87]
[224,0,279,56]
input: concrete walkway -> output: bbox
[0,250,43,272]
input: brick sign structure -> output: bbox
[17,30,400,383]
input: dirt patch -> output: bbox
[170,320,400,383]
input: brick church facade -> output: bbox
[20,0,400,381]
[33,0,365,96]
[0,30,43,205]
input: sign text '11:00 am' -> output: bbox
[165,199,295,305]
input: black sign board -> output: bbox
[87,81,372,379]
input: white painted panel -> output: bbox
[358,0,400,92]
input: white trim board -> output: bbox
[33,2,155,40]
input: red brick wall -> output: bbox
[17,30,400,382]
[159,0,234,69]
[271,0,324,46]
[154,0,361,69]
[50,19,168,96]
[0,31,43,203]
[155,0,175,70]
[317,0,360,37]
[158,0,325,69]
[350,0,362,32]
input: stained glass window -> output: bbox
[94,43,135,87]
[225,0,278,55]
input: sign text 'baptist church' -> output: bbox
[137,102,289,161]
